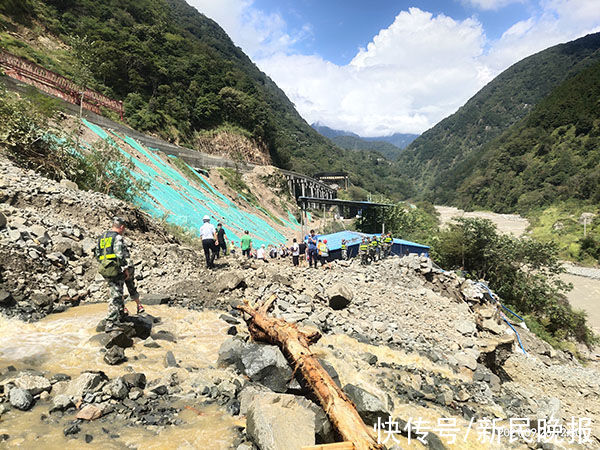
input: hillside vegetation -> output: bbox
[312,123,418,159]
[398,32,600,203]
[455,61,600,213]
[0,0,412,199]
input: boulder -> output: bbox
[10,373,52,396]
[342,384,390,426]
[123,315,153,339]
[59,179,79,190]
[241,343,293,393]
[481,318,504,335]
[214,272,246,292]
[62,372,107,399]
[0,290,15,307]
[326,283,353,310]
[50,394,74,412]
[143,293,171,305]
[104,346,126,365]
[104,378,129,400]
[88,331,133,349]
[9,388,34,411]
[53,237,83,259]
[455,320,477,336]
[246,393,316,450]
[319,359,341,389]
[30,291,53,308]
[0,211,6,229]
[217,336,247,371]
[122,373,146,389]
[164,351,178,368]
[151,330,176,342]
[454,352,478,371]
[76,404,103,421]
[28,225,50,244]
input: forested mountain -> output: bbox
[398,32,600,204]
[363,133,419,149]
[453,60,600,213]
[312,123,417,159]
[0,0,414,198]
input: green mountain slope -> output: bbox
[455,60,600,213]
[329,135,403,160]
[312,123,417,158]
[398,32,600,203]
[0,0,414,198]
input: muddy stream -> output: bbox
[0,303,487,449]
[0,302,238,449]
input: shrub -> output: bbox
[436,217,596,347]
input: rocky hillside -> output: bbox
[398,32,600,204]
[0,1,413,198]
[1,155,599,447]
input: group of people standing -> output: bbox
[95,216,398,331]
[358,233,394,265]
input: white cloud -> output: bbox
[187,0,310,58]
[258,8,490,135]
[188,0,600,136]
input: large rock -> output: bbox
[9,373,52,396]
[214,272,246,292]
[76,404,103,421]
[246,393,316,450]
[455,320,476,336]
[88,331,133,349]
[0,211,6,229]
[217,337,247,371]
[326,283,353,310]
[123,315,153,339]
[454,352,478,371]
[342,384,390,426]
[61,372,107,399]
[28,225,50,244]
[241,344,293,393]
[103,378,129,400]
[143,293,171,305]
[0,290,15,307]
[50,394,74,412]
[9,388,34,411]
[122,373,146,389]
[104,346,126,365]
[53,237,83,259]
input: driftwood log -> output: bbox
[237,296,384,450]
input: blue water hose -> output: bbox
[476,282,527,355]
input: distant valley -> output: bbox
[311,123,419,160]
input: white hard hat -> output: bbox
[203,215,210,221]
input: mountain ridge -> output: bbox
[398,32,600,204]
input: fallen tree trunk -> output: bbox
[237,296,384,450]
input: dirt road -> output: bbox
[435,205,530,237]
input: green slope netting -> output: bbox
[82,119,298,246]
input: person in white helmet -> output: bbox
[199,215,218,269]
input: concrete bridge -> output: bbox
[281,170,336,208]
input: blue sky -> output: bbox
[252,0,531,64]
[190,0,600,136]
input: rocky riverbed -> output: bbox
[1,157,600,449]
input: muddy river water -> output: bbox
[0,303,488,449]
[0,302,238,449]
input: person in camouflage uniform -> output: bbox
[97,217,144,332]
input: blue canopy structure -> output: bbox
[313,230,429,260]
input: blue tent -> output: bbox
[313,230,429,260]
